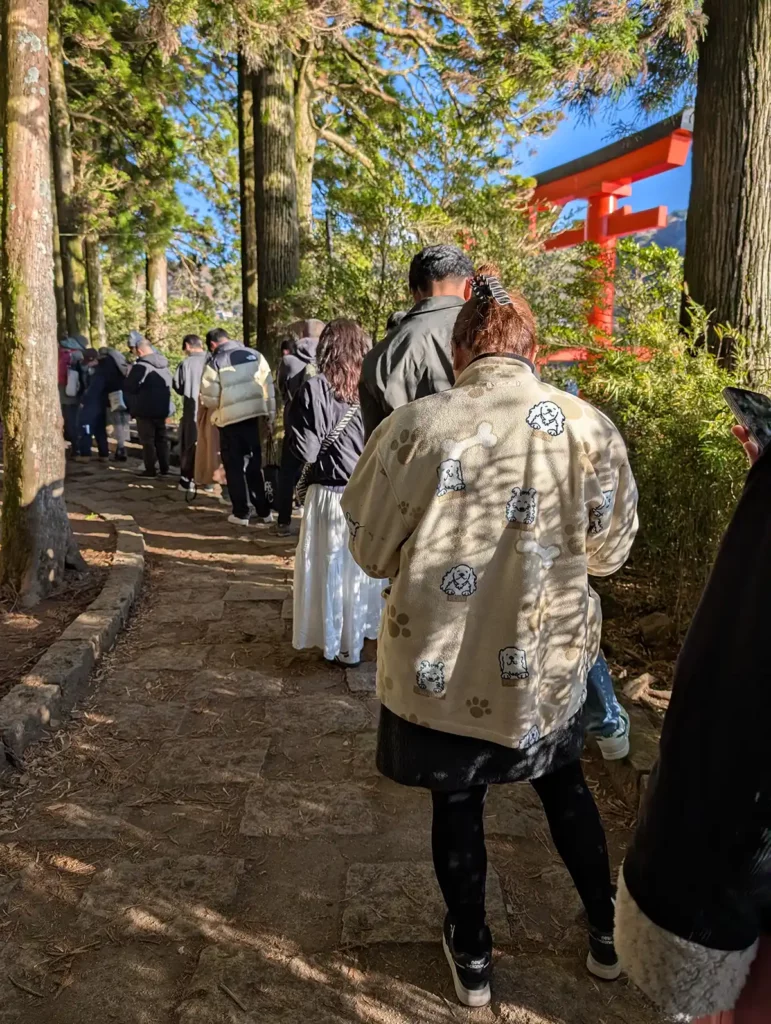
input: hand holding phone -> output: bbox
[723,387,771,459]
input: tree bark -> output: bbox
[255,44,301,364]
[294,46,317,244]
[683,0,771,375]
[237,52,258,347]
[48,0,88,340]
[145,249,168,342]
[50,159,68,339]
[85,237,107,348]
[0,0,83,606]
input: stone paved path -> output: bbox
[0,462,665,1023]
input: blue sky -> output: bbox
[516,104,692,227]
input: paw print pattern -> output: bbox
[467,697,492,719]
[387,606,412,638]
[390,429,421,465]
[397,500,410,516]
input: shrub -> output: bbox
[575,312,748,622]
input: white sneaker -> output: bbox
[596,707,631,761]
[255,512,274,525]
[227,514,250,527]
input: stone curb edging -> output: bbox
[0,508,145,768]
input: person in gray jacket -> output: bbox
[358,245,474,438]
[172,334,207,490]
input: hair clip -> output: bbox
[470,273,512,307]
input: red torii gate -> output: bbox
[532,109,693,362]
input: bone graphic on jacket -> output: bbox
[441,421,498,461]
[515,538,561,569]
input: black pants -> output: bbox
[219,418,270,520]
[179,400,198,483]
[137,417,169,475]
[277,433,303,526]
[431,760,615,954]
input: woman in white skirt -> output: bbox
[287,318,383,666]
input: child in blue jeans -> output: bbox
[585,651,630,760]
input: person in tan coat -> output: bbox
[342,266,638,1008]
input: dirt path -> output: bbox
[0,461,665,1024]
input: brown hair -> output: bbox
[452,263,537,360]
[317,318,371,404]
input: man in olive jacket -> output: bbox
[359,245,474,438]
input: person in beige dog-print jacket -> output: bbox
[342,266,638,1006]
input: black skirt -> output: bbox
[376,704,584,791]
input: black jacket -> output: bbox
[616,446,771,1017]
[286,374,364,488]
[278,338,318,406]
[358,295,464,438]
[124,351,172,420]
[79,351,126,423]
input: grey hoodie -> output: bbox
[278,337,318,406]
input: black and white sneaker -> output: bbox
[442,915,492,1008]
[587,924,621,980]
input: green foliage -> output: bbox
[575,284,748,621]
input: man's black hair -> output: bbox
[205,327,230,347]
[408,245,474,294]
[183,334,203,350]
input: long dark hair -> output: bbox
[317,318,371,404]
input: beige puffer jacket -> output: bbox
[199,340,276,428]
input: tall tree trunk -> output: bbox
[145,249,168,342]
[294,46,317,244]
[683,0,771,376]
[85,237,106,348]
[255,45,300,364]
[237,52,258,347]
[0,0,83,606]
[48,0,88,340]
[50,160,67,339]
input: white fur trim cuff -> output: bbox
[615,870,758,1020]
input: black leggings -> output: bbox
[431,760,614,954]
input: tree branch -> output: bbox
[318,128,376,174]
[354,16,456,53]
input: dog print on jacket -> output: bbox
[505,487,538,529]
[435,422,498,500]
[415,659,446,696]
[526,401,566,437]
[344,510,361,540]
[520,725,540,749]
[440,564,478,601]
[436,458,465,497]
[499,646,529,682]
[588,489,614,535]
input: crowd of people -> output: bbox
[57,245,768,1020]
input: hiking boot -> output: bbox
[596,707,630,761]
[587,924,621,980]
[442,915,492,1008]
